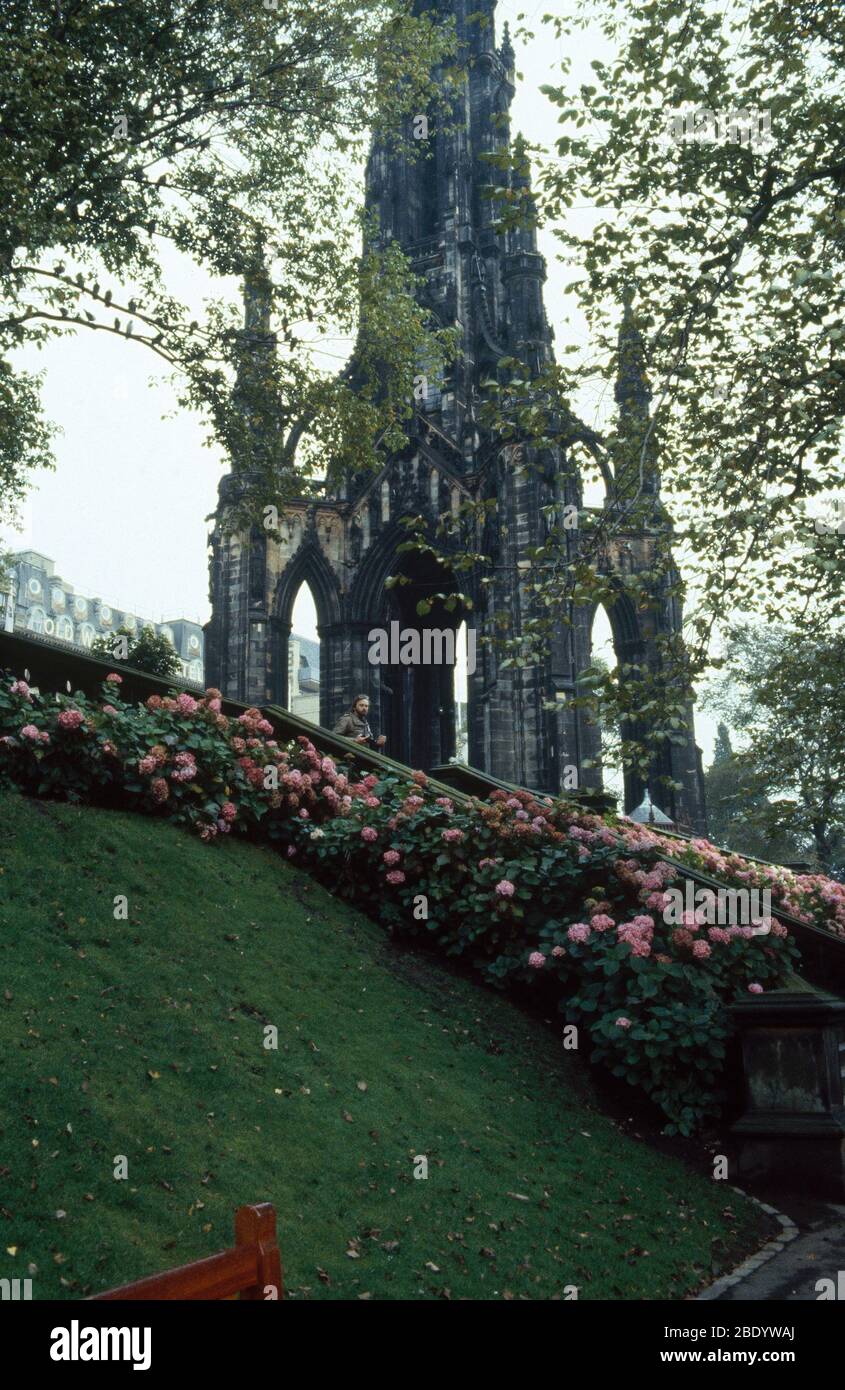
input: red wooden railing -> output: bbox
[89,1203,282,1301]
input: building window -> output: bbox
[51,587,65,609]
[74,597,87,618]
[124,614,136,631]
[80,623,95,648]
[28,577,42,596]
[189,634,200,652]
[56,616,73,641]
[100,605,112,624]
[43,617,55,636]
[189,659,203,682]
[27,606,46,633]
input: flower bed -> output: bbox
[3,672,835,1135]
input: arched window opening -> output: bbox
[289,581,320,724]
[453,620,469,764]
[589,605,625,805]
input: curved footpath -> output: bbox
[699,1194,845,1300]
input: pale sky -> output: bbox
[2,1,718,761]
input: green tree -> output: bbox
[0,0,456,524]
[411,1,845,790]
[91,625,181,679]
[702,721,803,865]
[706,626,845,875]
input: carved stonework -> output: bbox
[204,0,706,831]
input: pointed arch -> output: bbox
[273,537,342,631]
[348,521,414,625]
[269,539,342,716]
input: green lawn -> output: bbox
[0,786,770,1300]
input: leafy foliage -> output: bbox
[3,671,827,1134]
[0,0,456,519]
[91,624,182,678]
[410,0,845,787]
[706,626,845,875]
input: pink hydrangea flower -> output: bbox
[590,913,615,932]
[11,679,31,699]
[57,709,84,730]
[20,724,40,740]
[528,952,546,969]
[567,922,592,944]
[551,946,566,958]
[748,982,764,994]
[495,879,515,897]
[386,870,406,885]
[105,673,123,684]
[692,940,712,959]
[361,827,378,843]
[220,802,237,822]
[176,693,198,716]
[615,1017,632,1030]
[383,851,401,866]
[442,828,464,843]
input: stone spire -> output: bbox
[502,134,553,370]
[613,285,657,498]
[615,284,651,412]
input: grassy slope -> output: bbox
[0,787,769,1300]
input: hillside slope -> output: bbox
[0,787,769,1299]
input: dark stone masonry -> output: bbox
[206,0,707,832]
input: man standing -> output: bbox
[332,694,387,750]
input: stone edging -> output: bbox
[695,1187,799,1300]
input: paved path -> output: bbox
[702,1198,845,1301]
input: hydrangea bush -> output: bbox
[5,671,840,1134]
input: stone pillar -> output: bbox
[730,990,845,1201]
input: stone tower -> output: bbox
[205,0,707,831]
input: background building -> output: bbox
[6,550,205,684]
[4,550,317,713]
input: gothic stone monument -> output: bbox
[205,0,707,832]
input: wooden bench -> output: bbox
[89,1203,283,1300]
